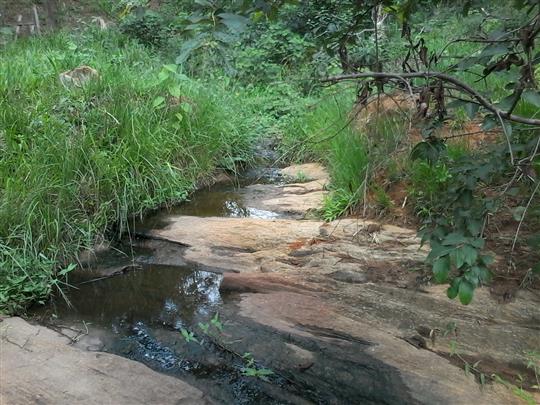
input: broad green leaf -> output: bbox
[467,221,482,236]
[511,206,526,221]
[497,94,517,111]
[218,13,250,33]
[194,0,213,7]
[169,85,182,98]
[451,248,466,269]
[447,279,460,299]
[464,103,479,119]
[461,245,478,266]
[433,256,451,283]
[175,113,183,122]
[162,64,177,73]
[214,31,237,44]
[479,43,509,58]
[158,70,169,83]
[475,266,491,283]
[458,280,474,305]
[180,102,193,114]
[469,237,485,249]
[522,90,540,107]
[442,232,466,246]
[427,241,453,261]
[176,36,206,64]
[152,96,165,108]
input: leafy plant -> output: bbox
[417,152,500,304]
[210,312,223,332]
[241,352,274,381]
[0,30,257,313]
[525,350,540,391]
[181,328,199,344]
[120,10,168,47]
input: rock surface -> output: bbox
[4,163,538,404]
[138,163,540,403]
[0,317,208,405]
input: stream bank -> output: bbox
[1,163,539,404]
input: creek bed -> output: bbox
[29,165,416,404]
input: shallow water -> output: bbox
[137,169,284,231]
[30,168,305,403]
[29,163,416,404]
[36,264,222,330]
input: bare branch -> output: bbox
[322,71,540,126]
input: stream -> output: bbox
[29,152,423,404]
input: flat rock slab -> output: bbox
[142,213,540,398]
[231,290,521,405]
[0,317,208,405]
[238,163,329,217]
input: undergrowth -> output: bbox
[0,28,257,314]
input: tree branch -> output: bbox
[322,71,540,126]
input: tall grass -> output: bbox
[0,28,257,313]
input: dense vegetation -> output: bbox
[0,0,539,313]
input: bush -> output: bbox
[120,11,168,47]
[235,22,315,84]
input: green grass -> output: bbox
[0,28,257,314]
[281,88,407,220]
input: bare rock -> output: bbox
[59,66,99,88]
[0,317,208,405]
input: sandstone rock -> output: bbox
[280,163,329,183]
[59,66,99,88]
[0,317,208,405]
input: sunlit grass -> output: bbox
[0,28,257,313]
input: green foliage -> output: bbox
[235,21,315,83]
[372,184,394,211]
[241,352,274,381]
[0,29,256,313]
[412,150,504,304]
[181,328,199,343]
[0,241,73,314]
[524,350,540,390]
[120,11,168,47]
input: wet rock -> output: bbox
[328,269,368,284]
[31,160,538,403]
[235,291,521,405]
[0,317,209,404]
[140,209,540,398]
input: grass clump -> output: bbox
[281,90,369,220]
[281,89,408,221]
[0,28,256,314]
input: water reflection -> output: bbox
[36,265,223,332]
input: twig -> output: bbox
[322,71,540,126]
[443,129,499,140]
[495,109,515,166]
[510,180,540,255]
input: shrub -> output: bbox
[120,11,168,47]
